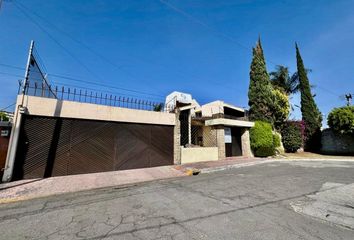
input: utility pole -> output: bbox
[345,93,352,106]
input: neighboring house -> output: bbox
[0,121,11,179]
[2,86,254,182]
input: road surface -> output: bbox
[1,160,354,239]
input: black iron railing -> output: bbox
[18,80,174,112]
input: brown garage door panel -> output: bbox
[115,124,151,170]
[14,115,174,180]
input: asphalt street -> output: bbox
[1,160,354,239]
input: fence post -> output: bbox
[61,86,64,100]
[41,82,45,97]
[34,82,37,96]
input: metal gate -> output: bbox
[13,115,174,180]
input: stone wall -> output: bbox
[173,111,181,164]
[214,126,225,159]
[321,129,354,155]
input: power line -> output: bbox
[159,0,346,100]
[13,0,161,89]
[0,63,165,97]
[0,71,23,78]
[159,0,280,67]
[13,2,107,84]
[12,0,256,94]
[49,81,163,101]
[0,103,16,111]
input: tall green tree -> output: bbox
[270,65,300,95]
[295,43,322,151]
[248,38,274,124]
[270,65,313,96]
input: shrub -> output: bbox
[272,89,290,131]
[250,121,275,157]
[327,106,354,135]
[281,122,302,153]
[0,112,9,122]
[273,133,281,148]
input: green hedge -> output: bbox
[281,122,302,153]
[273,133,281,148]
[250,121,275,157]
[327,106,354,135]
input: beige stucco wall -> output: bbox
[180,147,219,164]
[200,101,224,117]
[19,95,175,126]
[205,118,254,128]
[215,126,226,159]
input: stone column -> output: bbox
[241,128,253,158]
[173,110,181,165]
[188,110,191,145]
[214,126,225,160]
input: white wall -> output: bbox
[180,147,219,164]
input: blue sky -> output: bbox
[0,0,353,125]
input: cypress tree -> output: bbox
[295,43,322,151]
[248,38,274,124]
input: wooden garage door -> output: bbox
[13,115,174,180]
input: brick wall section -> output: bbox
[321,129,354,155]
[241,128,253,157]
[214,126,225,160]
[173,111,181,164]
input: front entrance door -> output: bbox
[225,127,242,157]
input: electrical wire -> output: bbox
[12,0,248,93]
[159,0,281,67]
[13,0,163,90]
[13,2,109,84]
[0,103,16,111]
[0,63,165,97]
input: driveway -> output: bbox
[1,160,354,239]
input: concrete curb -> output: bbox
[199,158,354,174]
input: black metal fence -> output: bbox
[18,80,174,112]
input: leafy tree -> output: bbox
[295,43,322,151]
[270,65,298,95]
[153,103,163,112]
[272,89,290,130]
[248,38,274,124]
[0,112,9,121]
[327,106,354,135]
[281,122,302,153]
[270,65,313,95]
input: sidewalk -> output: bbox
[0,157,266,203]
[0,165,187,204]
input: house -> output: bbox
[166,92,254,164]
[0,121,11,179]
[2,87,254,182]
